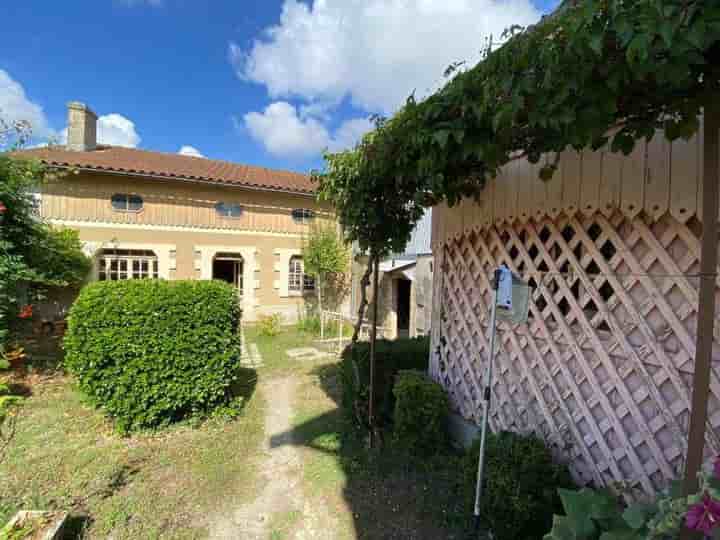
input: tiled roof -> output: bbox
[15,145,316,194]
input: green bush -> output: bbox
[461,431,574,540]
[257,313,282,337]
[393,370,448,455]
[297,315,353,337]
[296,314,321,334]
[340,336,429,426]
[63,279,242,433]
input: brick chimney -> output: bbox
[66,102,97,151]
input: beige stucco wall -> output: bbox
[42,172,334,322]
[349,254,434,339]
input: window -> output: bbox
[111,193,143,212]
[292,208,315,224]
[98,249,158,281]
[289,256,315,292]
[215,202,243,218]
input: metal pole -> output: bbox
[682,103,720,506]
[369,253,380,448]
[474,268,501,532]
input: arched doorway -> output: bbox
[212,252,244,294]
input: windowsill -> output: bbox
[112,208,144,215]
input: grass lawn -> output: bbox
[282,331,471,540]
[2,325,471,539]
[0,372,264,539]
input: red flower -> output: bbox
[18,305,33,319]
[686,493,720,536]
[0,201,6,213]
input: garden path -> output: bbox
[209,374,335,539]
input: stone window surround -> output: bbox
[274,248,306,298]
[195,245,259,312]
[82,240,176,280]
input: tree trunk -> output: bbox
[352,255,375,344]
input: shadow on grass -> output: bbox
[269,363,472,540]
[229,367,259,404]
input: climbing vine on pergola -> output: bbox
[313,0,720,479]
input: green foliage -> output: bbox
[297,314,322,334]
[63,280,243,433]
[340,337,429,426]
[544,470,720,539]
[0,355,22,463]
[314,0,720,260]
[543,488,665,540]
[301,223,349,280]
[0,119,91,351]
[296,315,352,337]
[257,313,283,337]
[313,125,428,257]
[392,370,448,455]
[462,432,574,540]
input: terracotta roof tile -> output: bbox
[15,145,316,194]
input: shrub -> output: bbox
[393,370,448,455]
[63,279,242,433]
[341,336,429,427]
[297,315,353,337]
[297,314,321,334]
[257,313,282,337]
[461,431,574,540]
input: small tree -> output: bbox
[0,115,92,353]
[301,222,350,337]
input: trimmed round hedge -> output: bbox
[64,279,242,433]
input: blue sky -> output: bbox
[1,0,557,173]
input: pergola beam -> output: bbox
[683,101,720,502]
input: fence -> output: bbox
[430,209,720,495]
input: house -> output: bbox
[19,102,333,322]
[429,121,720,495]
[349,209,434,339]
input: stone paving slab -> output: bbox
[285,347,328,360]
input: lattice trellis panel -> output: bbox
[430,210,720,494]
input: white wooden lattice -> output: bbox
[431,210,720,493]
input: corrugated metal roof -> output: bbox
[398,208,433,256]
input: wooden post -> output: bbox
[682,103,720,501]
[368,253,380,448]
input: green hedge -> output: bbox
[64,279,242,433]
[393,370,448,455]
[461,432,574,540]
[340,336,429,426]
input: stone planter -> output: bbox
[1,511,68,540]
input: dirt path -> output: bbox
[209,375,337,539]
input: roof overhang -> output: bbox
[47,164,318,198]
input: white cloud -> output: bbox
[234,0,541,115]
[0,69,52,139]
[328,117,373,152]
[97,114,142,147]
[178,145,205,158]
[244,101,371,158]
